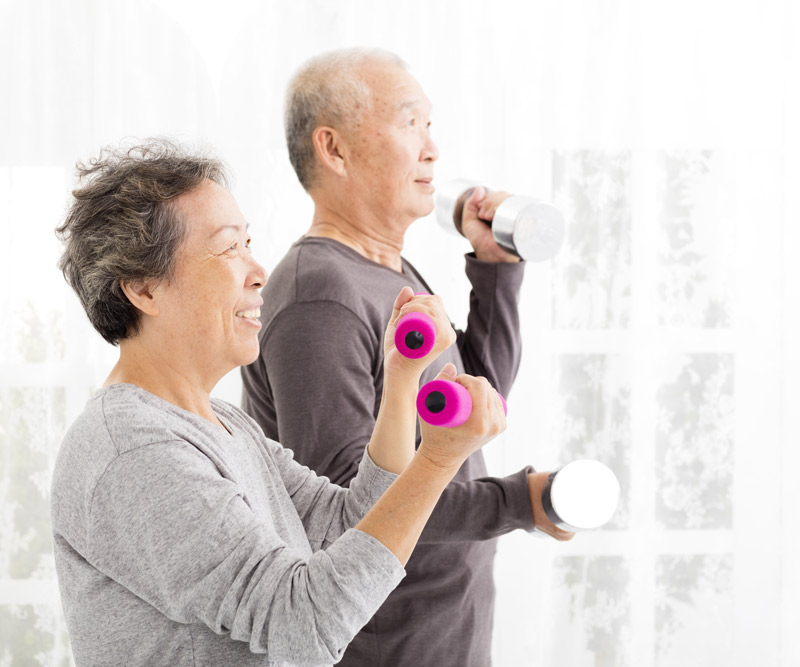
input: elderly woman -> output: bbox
[50,140,507,667]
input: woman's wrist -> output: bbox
[382,357,424,389]
[414,441,465,478]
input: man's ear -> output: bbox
[120,279,160,317]
[312,126,347,177]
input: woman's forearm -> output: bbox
[366,370,421,475]
[355,451,460,566]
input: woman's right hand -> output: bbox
[416,364,507,473]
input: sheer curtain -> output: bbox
[1,1,796,665]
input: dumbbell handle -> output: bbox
[417,379,507,428]
[395,311,436,359]
[435,179,565,262]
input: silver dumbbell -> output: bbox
[541,460,620,531]
[435,178,566,262]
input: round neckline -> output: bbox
[99,383,234,437]
[299,235,410,277]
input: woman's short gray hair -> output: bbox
[56,138,229,345]
[285,47,407,192]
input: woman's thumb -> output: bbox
[437,363,458,379]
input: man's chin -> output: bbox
[416,196,436,219]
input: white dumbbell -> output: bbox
[435,178,566,262]
[541,460,620,531]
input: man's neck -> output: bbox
[307,202,407,273]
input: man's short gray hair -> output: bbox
[285,47,407,192]
[56,138,229,345]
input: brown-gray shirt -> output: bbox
[241,237,535,666]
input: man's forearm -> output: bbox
[457,256,525,394]
[417,467,535,542]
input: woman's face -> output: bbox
[151,180,267,382]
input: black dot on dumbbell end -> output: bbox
[405,330,425,350]
[425,391,447,414]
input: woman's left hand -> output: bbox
[383,287,457,379]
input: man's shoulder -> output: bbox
[262,237,408,329]
[270,236,372,293]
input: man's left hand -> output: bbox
[527,471,576,541]
[460,186,522,263]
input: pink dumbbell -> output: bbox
[395,292,436,359]
[416,379,507,428]
[395,311,436,358]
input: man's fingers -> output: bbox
[478,192,511,222]
[464,186,486,218]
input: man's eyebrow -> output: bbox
[210,222,250,238]
[396,99,421,111]
[396,99,433,115]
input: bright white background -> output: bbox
[0,1,797,665]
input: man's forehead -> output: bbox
[363,64,430,110]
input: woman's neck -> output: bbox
[105,338,224,429]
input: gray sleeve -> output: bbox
[87,442,404,664]
[248,300,535,542]
[457,253,526,397]
[264,438,401,551]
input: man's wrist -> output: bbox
[473,249,522,264]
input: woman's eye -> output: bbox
[408,118,416,127]
[227,241,238,252]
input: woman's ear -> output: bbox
[120,279,160,317]
[312,125,347,177]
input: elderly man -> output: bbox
[241,49,571,666]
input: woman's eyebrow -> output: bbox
[210,222,250,238]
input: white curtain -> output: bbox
[1,1,796,665]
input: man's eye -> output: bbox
[227,241,238,252]
[245,237,252,249]
[408,118,416,127]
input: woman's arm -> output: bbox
[357,371,508,565]
[365,286,456,473]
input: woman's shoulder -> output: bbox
[210,397,282,454]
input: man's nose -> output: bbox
[422,134,439,162]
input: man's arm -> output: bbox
[453,187,527,396]
[456,254,525,396]
[244,301,378,487]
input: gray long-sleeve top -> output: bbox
[50,383,405,666]
[241,237,535,666]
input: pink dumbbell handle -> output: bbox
[395,291,436,360]
[417,379,506,428]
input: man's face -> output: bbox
[343,64,439,224]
